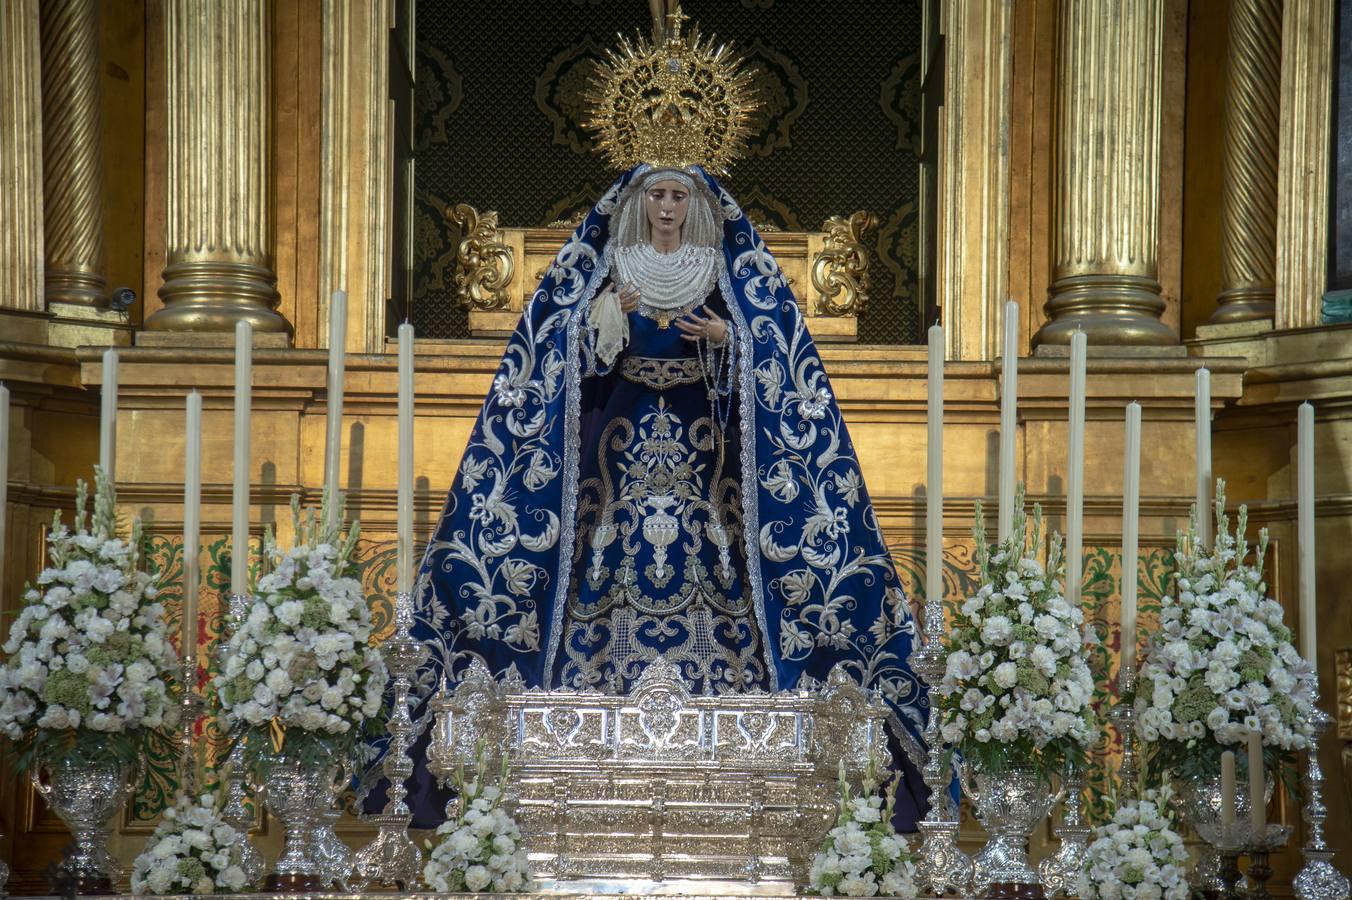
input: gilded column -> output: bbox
[40,0,106,308]
[0,0,44,314]
[1275,0,1334,329]
[145,0,289,334]
[1036,0,1175,346]
[937,0,1012,361]
[1210,0,1282,324]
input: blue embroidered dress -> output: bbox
[376,166,932,828]
[559,286,761,694]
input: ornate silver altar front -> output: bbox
[428,659,889,895]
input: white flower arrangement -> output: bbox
[214,494,388,770]
[423,746,532,893]
[937,497,1098,772]
[1076,788,1190,899]
[806,758,920,898]
[1136,482,1316,781]
[130,791,252,894]
[0,468,179,769]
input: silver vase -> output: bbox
[959,759,1055,892]
[259,751,342,891]
[1177,771,1270,892]
[31,754,137,892]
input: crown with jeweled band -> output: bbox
[583,1,760,176]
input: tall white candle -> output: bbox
[182,390,203,659]
[1066,331,1087,607]
[926,324,944,616]
[1120,402,1142,683]
[1221,750,1236,840]
[1195,367,1212,547]
[998,300,1019,541]
[231,322,253,595]
[1298,402,1316,666]
[100,348,118,482]
[1248,728,1265,836]
[0,384,8,613]
[398,323,416,594]
[324,290,348,528]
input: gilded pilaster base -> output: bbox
[1037,274,1175,346]
[43,269,105,309]
[147,260,288,334]
[1212,285,1277,324]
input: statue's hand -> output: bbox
[676,305,728,346]
[618,283,640,313]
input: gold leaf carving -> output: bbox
[448,204,515,311]
[812,211,877,317]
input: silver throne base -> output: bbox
[429,659,891,895]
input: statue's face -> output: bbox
[644,180,690,242]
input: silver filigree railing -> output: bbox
[427,658,890,892]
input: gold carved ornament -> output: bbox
[447,203,515,311]
[583,1,760,175]
[811,211,877,317]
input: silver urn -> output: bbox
[960,759,1055,893]
[257,750,344,891]
[31,754,138,892]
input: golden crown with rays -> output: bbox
[583,1,761,176]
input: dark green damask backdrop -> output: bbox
[413,0,924,344]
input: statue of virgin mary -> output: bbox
[384,8,932,829]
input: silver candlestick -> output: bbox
[178,653,203,798]
[1038,760,1092,897]
[354,591,427,889]
[1109,667,1140,803]
[1293,701,1350,899]
[908,592,973,896]
[220,593,264,887]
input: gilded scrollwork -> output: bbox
[448,203,515,310]
[811,210,877,317]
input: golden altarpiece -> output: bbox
[0,0,1349,895]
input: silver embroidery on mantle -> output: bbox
[620,356,706,390]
